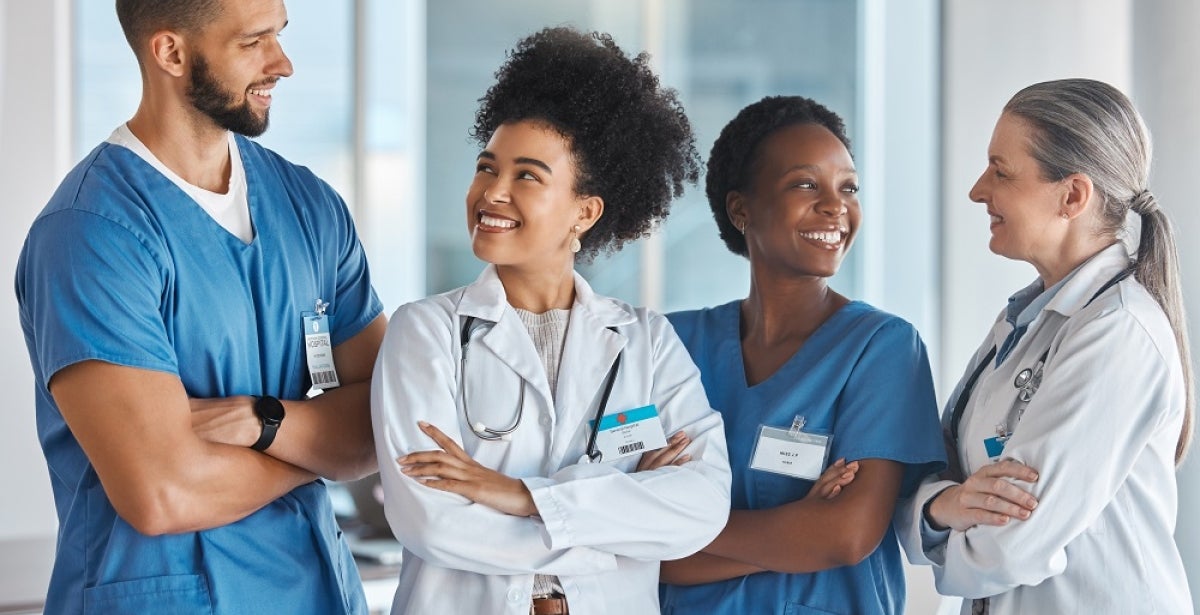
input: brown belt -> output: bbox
[530,594,569,615]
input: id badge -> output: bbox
[983,436,1007,460]
[749,418,831,481]
[589,404,669,462]
[303,301,340,390]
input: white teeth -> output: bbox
[798,230,845,244]
[990,215,1002,223]
[479,214,518,229]
[249,88,271,97]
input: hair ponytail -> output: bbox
[1133,197,1194,463]
[1006,79,1194,465]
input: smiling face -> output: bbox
[730,122,860,279]
[466,120,599,272]
[185,0,293,136]
[969,112,1069,264]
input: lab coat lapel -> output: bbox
[456,266,553,406]
[478,315,553,405]
[549,273,635,466]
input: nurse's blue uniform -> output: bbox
[660,300,945,615]
[16,136,383,615]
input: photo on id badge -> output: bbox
[750,415,832,481]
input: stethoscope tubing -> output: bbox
[457,315,622,461]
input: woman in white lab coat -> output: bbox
[370,27,732,615]
[896,79,1195,613]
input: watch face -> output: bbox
[256,396,286,423]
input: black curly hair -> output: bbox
[471,27,700,261]
[706,96,852,257]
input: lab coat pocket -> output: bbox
[83,573,213,615]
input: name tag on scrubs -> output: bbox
[589,404,669,461]
[303,313,340,389]
[749,425,831,480]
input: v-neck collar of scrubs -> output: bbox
[107,126,258,250]
[728,299,865,392]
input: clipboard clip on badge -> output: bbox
[788,415,807,438]
[315,299,329,317]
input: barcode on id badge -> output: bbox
[311,370,338,386]
[618,442,646,455]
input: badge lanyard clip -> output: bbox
[749,415,832,481]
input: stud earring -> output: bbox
[1060,212,1070,220]
[569,225,582,253]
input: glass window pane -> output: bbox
[73,1,354,197]
[423,0,645,298]
[661,0,861,312]
[422,0,863,310]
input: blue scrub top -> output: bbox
[16,137,383,615]
[660,300,945,615]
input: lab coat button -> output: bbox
[539,414,551,426]
[506,587,524,604]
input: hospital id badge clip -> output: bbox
[588,404,669,462]
[983,422,1011,461]
[302,299,340,391]
[749,415,832,481]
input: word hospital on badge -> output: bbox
[302,300,340,390]
[749,416,832,481]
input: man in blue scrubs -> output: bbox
[15,1,386,613]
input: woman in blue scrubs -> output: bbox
[658,96,946,615]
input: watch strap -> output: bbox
[251,396,285,452]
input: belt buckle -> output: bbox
[530,593,569,615]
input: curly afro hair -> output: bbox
[471,27,700,261]
[706,96,852,257]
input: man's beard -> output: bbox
[187,54,270,137]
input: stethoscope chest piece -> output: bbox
[1013,368,1033,388]
[1013,365,1043,402]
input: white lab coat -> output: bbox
[371,266,732,615]
[896,244,1193,614]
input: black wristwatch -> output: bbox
[251,395,286,452]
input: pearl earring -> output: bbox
[569,225,582,253]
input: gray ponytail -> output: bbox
[1006,78,1194,464]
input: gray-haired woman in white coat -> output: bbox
[897,79,1194,614]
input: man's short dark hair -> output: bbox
[115,0,223,57]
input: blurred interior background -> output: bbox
[3,1,1199,613]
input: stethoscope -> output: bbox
[949,267,1134,451]
[460,316,524,440]
[459,316,622,462]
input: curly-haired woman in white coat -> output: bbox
[371,27,737,615]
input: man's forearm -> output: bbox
[271,381,377,480]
